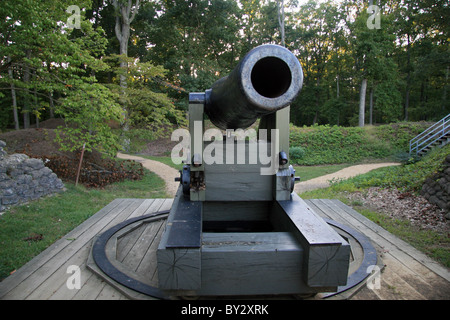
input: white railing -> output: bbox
[409,114,450,156]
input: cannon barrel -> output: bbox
[205,44,303,130]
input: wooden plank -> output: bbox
[0,199,145,299]
[0,198,125,299]
[331,199,450,281]
[309,199,450,299]
[115,199,165,261]
[324,199,450,282]
[203,201,270,221]
[198,232,316,296]
[121,219,165,272]
[46,200,169,300]
[274,194,350,287]
[35,199,148,300]
[96,282,127,300]
[205,171,272,201]
[135,219,166,282]
[45,199,172,300]
[28,239,93,300]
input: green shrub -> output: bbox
[289,146,305,164]
[288,122,429,165]
[289,125,388,165]
[329,144,450,194]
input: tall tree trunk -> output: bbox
[7,57,19,130]
[33,70,39,128]
[336,74,340,98]
[359,78,367,127]
[277,0,285,47]
[369,87,374,125]
[48,91,55,118]
[23,49,32,129]
[113,0,140,121]
[112,0,140,150]
[442,66,449,113]
[404,34,411,121]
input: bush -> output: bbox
[289,146,305,164]
[289,125,387,165]
[330,144,450,194]
[40,151,144,188]
[288,123,430,165]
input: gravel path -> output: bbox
[117,153,179,197]
[118,153,400,197]
[294,162,401,194]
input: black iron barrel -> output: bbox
[205,44,303,130]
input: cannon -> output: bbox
[205,44,303,130]
[156,44,351,297]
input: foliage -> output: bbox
[41,152,144,188]
[1,0,448,140]
[289,122,433,165]
[373,122,431,152]
[104,55,186,135]
[329,144,450,193]
[0,169,166,281]
[55,82,123,157]
[289,124,389,165]
[289,146,306,164]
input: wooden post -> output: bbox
[75,143,86,186]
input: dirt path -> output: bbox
[118,152,400,197]
[294,162,401,194]
[117,153,179,197]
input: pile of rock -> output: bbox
[0,140,65,212]
[421,154,450,216]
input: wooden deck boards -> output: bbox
[0,198,173,300]
[306,199,450,300]
[0,198,448,300]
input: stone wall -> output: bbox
[421,154,450,216]
[0,140,65,212]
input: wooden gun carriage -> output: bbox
[157,44,350,297]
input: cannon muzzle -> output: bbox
[205,44,303,130]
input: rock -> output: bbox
[0,141,65,212]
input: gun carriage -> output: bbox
[156,44,351,297]
[89,44,379,299]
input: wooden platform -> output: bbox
[0,198,449,300]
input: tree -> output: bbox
[112,0,140,88]
[143,0,242,98]
[277,0,285,47]
[0,0,125,155]
[111,0,140,134]
[289,0,346,125]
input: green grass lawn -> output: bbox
[0,169,166,281]
[293,163,352,181]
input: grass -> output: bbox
[0,169,167,281]
[141,155,355,183]
[293,163,352,181]
[289,122,430,165]
[299,162,450,268]
[141,155,184,171]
